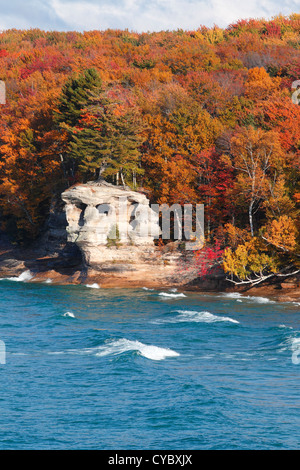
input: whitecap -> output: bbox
[278,334,300,356]
[94,338,180,361]
[154,310,239,324]
[291,338,300,352]
[158,292,186,298]
[289,337,300,364]
[44,279,52,284]
[142,287,154,291]
[85,283,100,289]
[223,292,243,299]
[223,292,275,304]
[59,339,179,361]
[63,311,75,318]
[177,310,239,324]
[249,296,275,304]
[4,270,33,282]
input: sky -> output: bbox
[0,0,299,32]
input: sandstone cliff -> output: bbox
[0,181,202,288]
[59,180,187,287]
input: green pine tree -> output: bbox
[54,68,103,182]
[69,90,145,185]
[55,68,102,127]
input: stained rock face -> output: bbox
[61,181,160,266]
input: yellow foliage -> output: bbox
[223,238,278,280]
[263,215,298,252]
[224,223,250,248]
[282,30,300,46]
[245,67,281,101]
[203,27,224,44]
[263,174,296,218]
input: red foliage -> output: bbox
[194,241,224,278]
[263,21,282,38]
[19,54,69,79]
[195,148,234,225]
[0,18,299,241]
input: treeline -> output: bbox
[0,15,299,283]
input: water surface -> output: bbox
[0,278,299,449]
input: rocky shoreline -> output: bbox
[0,242,299,303]
[0,180,299,303]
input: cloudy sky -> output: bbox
[0,0,299,32]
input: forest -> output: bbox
[0,14,299,285]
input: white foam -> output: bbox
[5,270,33,282]
[178,310,239,324]
[61,339,180,361]
[94,339,180,360]
[142,287,154,291]
[291,338,300,352]
[278,333,300,354]
[44,278,52,284]
[289,337,300,364]
[154,310,239,324]
[223,292,275,304]
[250,296,275,304]
[85,283,100,289]
[223,292,243,299]
[159,292,186,298]
[63,311,75,318]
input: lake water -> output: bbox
[0,275,299,449]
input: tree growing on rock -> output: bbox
[68,89,146,186]
[54,68,103,182]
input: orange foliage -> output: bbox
[0,16,299,244]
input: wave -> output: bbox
[279,333,300,352]
[223,292,275,304]
[142,287,154,291]
[249,296,275,304]
[291,338,300,364]
[223,292,243,299]
[291,337,300,351]
[52,338,180,361]
[154,309,239,324]
[94,339,180,360]
[177,310,239,324]
[3,270,34,282]
[265,328,300,364]
[158,292,186,298]
[63,311,75,318]
[85,283,100,289]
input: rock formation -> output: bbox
[0,181,197,289]
[61,180,161,267]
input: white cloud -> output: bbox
[0,0,299,32]
[49,0,300,31]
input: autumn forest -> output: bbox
[0,14,299,285]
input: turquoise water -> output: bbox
[0,277,299,450]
